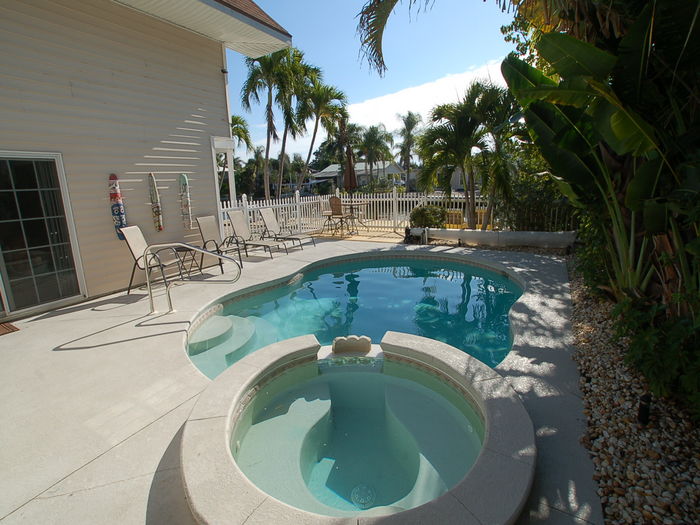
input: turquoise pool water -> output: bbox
[231,358,484,516]
[188,257,522,378]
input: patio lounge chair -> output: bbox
[259,207,316,249]
[226,209,288,259]
[196,215,242,272]
[120,225,184,294]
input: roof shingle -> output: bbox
[213,0,291,38]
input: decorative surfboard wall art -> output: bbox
[179,173,193,229]
[148,172,164,231]
[108,173,127,239]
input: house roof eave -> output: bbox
[112,0,291,57]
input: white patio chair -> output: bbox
[196,215,243,272]
[120,225,183,294]
[259,207,316,249]
[227,210,288,259]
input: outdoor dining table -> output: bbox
[342,201,370,234]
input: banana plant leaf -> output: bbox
[536,32,617,81]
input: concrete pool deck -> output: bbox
[0,240,602,524]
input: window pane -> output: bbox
[16,191,44,219]
[0,221,26,251]
[28,247,55,275]
[8,277,38,310]
[36,274,61,303]
[57,270,79,297]
[23,219,50,247]
[41,190,64,217]
[0,191,19,220]
[4,250,32,279]
[52,243,76,271]
[46,217,69,244]
[0,160,11,190]
[9,160,38,189]
[35,161,59,189]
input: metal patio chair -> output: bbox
[259,207,316,249]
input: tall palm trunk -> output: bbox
[460,166,473,228]
[263,89,273,200]
[277,124,289,198]
[468,165,477,229]
[300,116,320,189]
[482,186,495,231]
[462,157,478,229]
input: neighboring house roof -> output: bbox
[113,0,291,57]
[313,161,405,179]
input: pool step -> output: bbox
[188,315,234,355]
[235,382,333,513]
[188,316,255,378]
[225,316,279,366]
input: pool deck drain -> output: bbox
[0,239,602,524]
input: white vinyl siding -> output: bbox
[0,0,230,296]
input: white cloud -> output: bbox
[245,58,505,160]
[348,59,505,131]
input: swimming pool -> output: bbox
[180,332,537,523]
[188,256,522,378]
[232,355,484,516]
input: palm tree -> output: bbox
[394,111,422,182]
[241,50,287,200]
[229,114,254,152]
[471,82,520,229]
[289,153,305,188]
[339,114,364,192]
[418,89,485,227]
[218,115,254,195]
[358,124,393,184]
[275,49,320,198]
[297,79,346,188]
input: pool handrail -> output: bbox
[143,242,241,314]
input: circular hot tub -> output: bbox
[181,332,535,524]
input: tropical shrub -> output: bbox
[501,1,700,413]
[574,211,610,295]
[410,205,447,228]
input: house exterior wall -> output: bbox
[0,0,231,297]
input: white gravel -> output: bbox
[569,268,700,524]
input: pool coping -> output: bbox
[181,331,535,524]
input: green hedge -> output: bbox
[410,205,447,228]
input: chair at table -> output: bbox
[259,207,316,249]
[227,210,288,258]
[120,225,184,294]
[196,215,242,273]
[328,196,352,236]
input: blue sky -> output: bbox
[226,0,517,159]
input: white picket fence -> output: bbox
[218,188,486,238]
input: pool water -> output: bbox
[231,359,484,516]
[189,258,521,378]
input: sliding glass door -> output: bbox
[0,156,82,313]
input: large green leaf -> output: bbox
[643,200,668,234]
[501,54,556,106]
[551,176,584,208]
[625,158,663,211]
[587,80,658,156]
[613,3,653,106]
[515,86,594,108]
[537,33,617,81]
[523,103,597,194]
